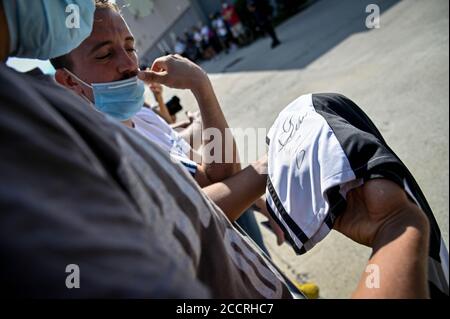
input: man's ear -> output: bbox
[55,69,86,97]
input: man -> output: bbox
[49,0,275,253]
[50,0,239,188]
[211,12,231,54]
[222,1,247,45]
[0,0,293,298]
[247,0,281,49]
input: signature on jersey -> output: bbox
[277,113,308,170]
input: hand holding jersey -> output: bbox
[266,93,449,298]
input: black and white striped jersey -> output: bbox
[266,93,449,298]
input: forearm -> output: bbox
[155,94,174,124]
[138,56,240,180]
[192,80,241,183]
[170,119,191,129]
[202,159,267,221]
[352,204,430,299]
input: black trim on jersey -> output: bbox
[267,177,309,250]
[311,93,442,263]
[265,201,306,255]
[324,186,347,229]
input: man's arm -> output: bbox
[334,179,430,298]
[197,155,285,246]
[201,156,267,221]
[191,78,241,183]
[149,82,174,124]
[170,119,192,129]
[353,205,429,298]
[138,54,241,185]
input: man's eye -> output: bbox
[96,53,111,60]
[127,48,137,53]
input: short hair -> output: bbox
[94,0,120,12]
[50,0,120,70]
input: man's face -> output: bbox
[64,8,138,102]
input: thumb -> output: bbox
[138,70,168,85]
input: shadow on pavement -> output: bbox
[201,0,402,73]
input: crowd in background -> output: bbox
[171,0,307,63]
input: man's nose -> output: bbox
[116,48,138,77]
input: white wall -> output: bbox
[118,0,190,55]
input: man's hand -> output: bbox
[149,82,163,96]
[254,196,285,245]
[141,54,240,186]
[334,179,426,247]
[334,178,430,298]
[186,110,201,124]
[202,155,268,221]
[138,54,209,94]
[147,80,174,124]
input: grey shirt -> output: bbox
[0,64,294,299]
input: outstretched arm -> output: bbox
[149,82,174,124]
[202,155,267,222]
[199,155,285,246]
[334,179,430,298]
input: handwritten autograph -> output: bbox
[278,113,307,151]
[277,113,309,170]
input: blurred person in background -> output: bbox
[192,26,204,60]
[247,0,281,48]
[200,23,217,60]
[183,30,199,61]
[222,1,248,46]
[211,12,231,54]
[173,35,186,57]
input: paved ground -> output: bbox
[160,0,449,298]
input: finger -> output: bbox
[138,70,169,85]
[150,84,161,92]
[271,221,285,245]
[173,53,184,60]
[276,230,285,246]
[150,82,162,89]
[151,57,169,72]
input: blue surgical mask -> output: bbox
[2,0,95,59]
[65,69,146,121]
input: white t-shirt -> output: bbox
[193,31,202,45]
[213,18,228,37]
[174,41,186,55]
[201,26,210,41]
[133,107,197,176]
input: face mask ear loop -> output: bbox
[62,68,101,112]
[63,68,93,89]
